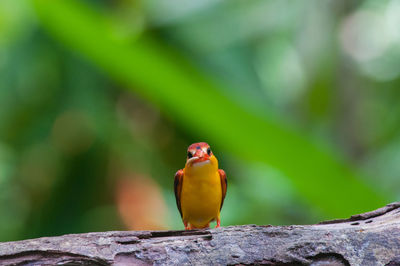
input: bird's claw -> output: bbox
[215,219,221,228]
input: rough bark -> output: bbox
[1,202,400,266]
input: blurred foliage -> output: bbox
[0,0,399,241]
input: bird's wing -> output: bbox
[174,169,184,218]
[218,169,227,210]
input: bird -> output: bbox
[174,142,227,230]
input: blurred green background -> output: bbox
[1,0,399,241]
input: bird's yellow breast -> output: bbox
[180,160,222,228]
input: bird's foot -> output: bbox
[184,221,192,230]
[215,219,221,228]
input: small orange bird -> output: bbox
[174,142,227,230]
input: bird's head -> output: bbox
[185,142,218,168]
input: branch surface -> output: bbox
[1,202,400,265]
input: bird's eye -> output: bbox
[187,151,193,158]
[207,148,212,156]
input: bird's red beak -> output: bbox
[187,149,210,165]
[195,149,210,161]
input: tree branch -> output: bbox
[1,202,400,265]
